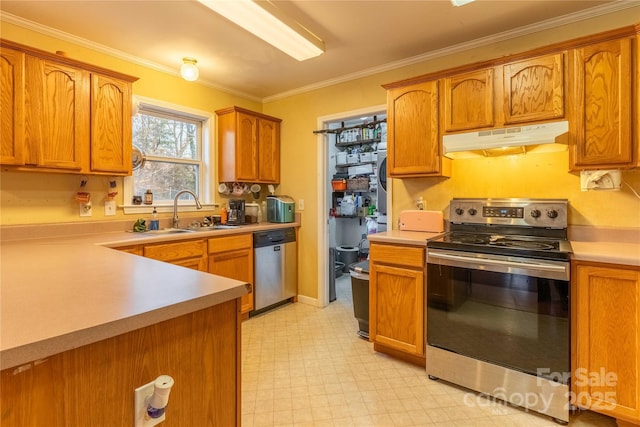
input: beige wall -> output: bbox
[2,10,640,302]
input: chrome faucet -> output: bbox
[173,190,202,228]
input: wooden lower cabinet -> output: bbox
[0,299,241,426]
[143,239,208,272]
[208,233,254,315]
[369,242,426,365]
[114,244,142,256]
[572,261,640,426]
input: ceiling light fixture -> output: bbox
[180,57,199,81]
[197,0,324,61]
[451,0,475,6]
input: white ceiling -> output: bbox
[0,1,633,101]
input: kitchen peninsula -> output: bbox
[0,221,300,426]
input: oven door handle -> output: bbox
[427,251,567,272]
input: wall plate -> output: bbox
[134,381,164,427]
[79,202,92,217]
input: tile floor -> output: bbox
[241,275,617,427]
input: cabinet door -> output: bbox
[143,239,207,271]
[0,47,25,165]
[257,118,280,183]
[503,53,565,124]
[443,68,495,132]
[209,234,254,314]
[209,249,254,314]
[24,56,88,170]
[573,262,640,423]
[570,38,634,169]
[90,73,132,175]
[370,263,424,356]
[387,80,443,177]
[236,112,258,181]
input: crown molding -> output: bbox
[262,1,637,102]
[1,1,635,105]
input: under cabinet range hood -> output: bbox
[442,120,569,158]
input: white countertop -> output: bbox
[0,220,300,370]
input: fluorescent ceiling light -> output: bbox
[451,0,475,6]
[197,0,325,61]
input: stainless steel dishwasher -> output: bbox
[252,228,297,314]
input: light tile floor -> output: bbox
[241,275,617,427]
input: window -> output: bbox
[126,98,213,209]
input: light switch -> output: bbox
[298,199,304,210]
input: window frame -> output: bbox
[123,96,216,214]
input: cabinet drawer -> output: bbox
[208,233,252,254]
[370,243,424,268]
[144,239,205,261]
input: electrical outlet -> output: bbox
[298,199,304,211]
[105,200,116,216]
[79,202,92,217]
[134,381,163,427]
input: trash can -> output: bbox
[329,248,337,302]
[349,260,369,339]
[337,246,359,273]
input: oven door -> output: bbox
[426,249,570,379]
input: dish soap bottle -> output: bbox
[149,207,159,230]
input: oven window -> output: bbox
[427,263,569,379]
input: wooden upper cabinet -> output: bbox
[502,53,565,125]
[90,73,132,174]
[216,106,281,184]
[24,56,88,171]
[0,47,25,166]
[569,37,634,170]
[257,117,280,183]
[386,80,450,177]
[0,39,137,175]
[235,112,258,181]
[442,68,495,132]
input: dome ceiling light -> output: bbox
[180,57,199,81]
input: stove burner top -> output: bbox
[428,198,573,261]
[429,231,571,261]
[489,236,558,251]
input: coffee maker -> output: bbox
[227,199,246,225]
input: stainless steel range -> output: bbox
[426,198,572,423]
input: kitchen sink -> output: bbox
[128,225,242,236]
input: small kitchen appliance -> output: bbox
[266,195,295,223]
[227,199,245,225]
[426,198,572,423]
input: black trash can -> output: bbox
[349,260,369,339]
[329,248,337,302]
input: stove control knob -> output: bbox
[455,208,464,216]
[530,209,541,218]
[546,209,559,219]
[468,208,477,216]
